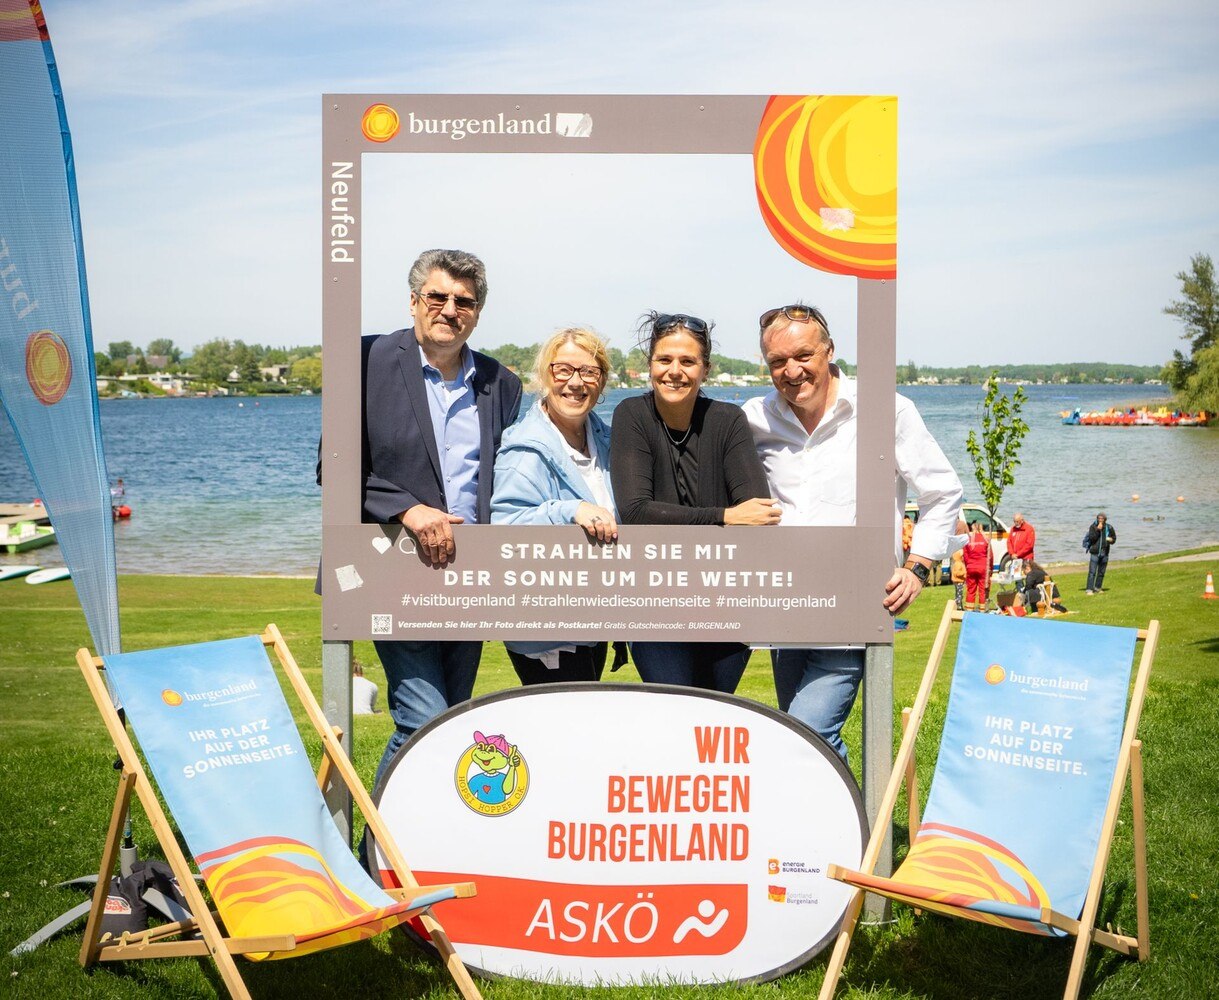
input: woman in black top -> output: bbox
[611,312,779,692]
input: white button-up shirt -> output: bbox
[742,374,963,565]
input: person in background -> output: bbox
[901,514,915,564]
[1083,512,1117,594]
[611,311,780,692]
[360,248,522,786]
[491,327,618,684]
[1006,512,1035,576]
[743,302,963,762]
[1021,560,1066,613]
[352,662,379,715]
[962,520,992,611]
[951,518,968,610]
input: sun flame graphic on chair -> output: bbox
[899,822,1052,932]
[198,837,409,960]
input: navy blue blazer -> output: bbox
[361,328,523,525]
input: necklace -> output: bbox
[664,422,691,447]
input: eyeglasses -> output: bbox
[418,290,479,312]
[654,313,709,335]
[549,362,603,384]
[759,304,829,333]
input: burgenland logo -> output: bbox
[986,662,1090,694]
[360,103,592,143]
[25,330,72,405]
[161,681,257,706]
[455,729,529,816]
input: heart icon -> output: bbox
[482,785,491,794]
[371,536,392,554]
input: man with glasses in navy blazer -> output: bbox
[362,248,522,785]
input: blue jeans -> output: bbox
[771,647,865,763]
[1087,554,1109,591]
[372,639,482,788]
[629,642,749,694]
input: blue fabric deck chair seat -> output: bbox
[76,625,482,1000]
[818,605,1158,1000]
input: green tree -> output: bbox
[291,356,322,392]
[94,352,112,376]
[232,341,261,383]
[1163,252,1219,394]
[964,374,1029,533]
[189,338,233,384]
[484,343,537,373]
[146,338,181,363]
[107,340,134,362]
[1176,343,1219,414]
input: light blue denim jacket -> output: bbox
[491,400,615,526]
[490,400,616,657]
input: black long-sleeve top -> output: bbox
[610,392,770,525]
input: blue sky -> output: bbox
[47,0,1218,366]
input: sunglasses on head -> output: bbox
[758,304,829,333]
[654,313,709,336]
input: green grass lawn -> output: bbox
[1,556,1216,998]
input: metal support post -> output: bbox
[321,638,354,844]
[862,642,894,920]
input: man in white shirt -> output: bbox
[743,303,963,761]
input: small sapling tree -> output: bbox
[965,373,1029,553]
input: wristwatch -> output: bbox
[903,560,931,585]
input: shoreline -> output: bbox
[8,549,1214,581]
[143,548,1219,579]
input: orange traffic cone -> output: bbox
[1204,573,1218,599]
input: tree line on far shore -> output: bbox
[95,256,1219,403]
[93,339,323,394]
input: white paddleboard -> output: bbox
[0,565,40,582]
[26,567,71,584]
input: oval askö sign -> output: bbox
[371,684,866,985]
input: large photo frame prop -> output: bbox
[321,95,897,645]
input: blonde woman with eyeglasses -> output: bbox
[490,327,618,684]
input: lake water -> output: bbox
[1,384,1215,575]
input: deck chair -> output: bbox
[819,604,1157,1000]
[76,624,482,1000]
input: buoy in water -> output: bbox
[1131,493,1140,501]
[1177,495,1186,502]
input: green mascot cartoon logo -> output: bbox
[455,729,529,816]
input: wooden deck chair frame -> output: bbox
[76,624,483,1000]
[818,602,1157,1000]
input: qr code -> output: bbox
[370,614,393,636]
